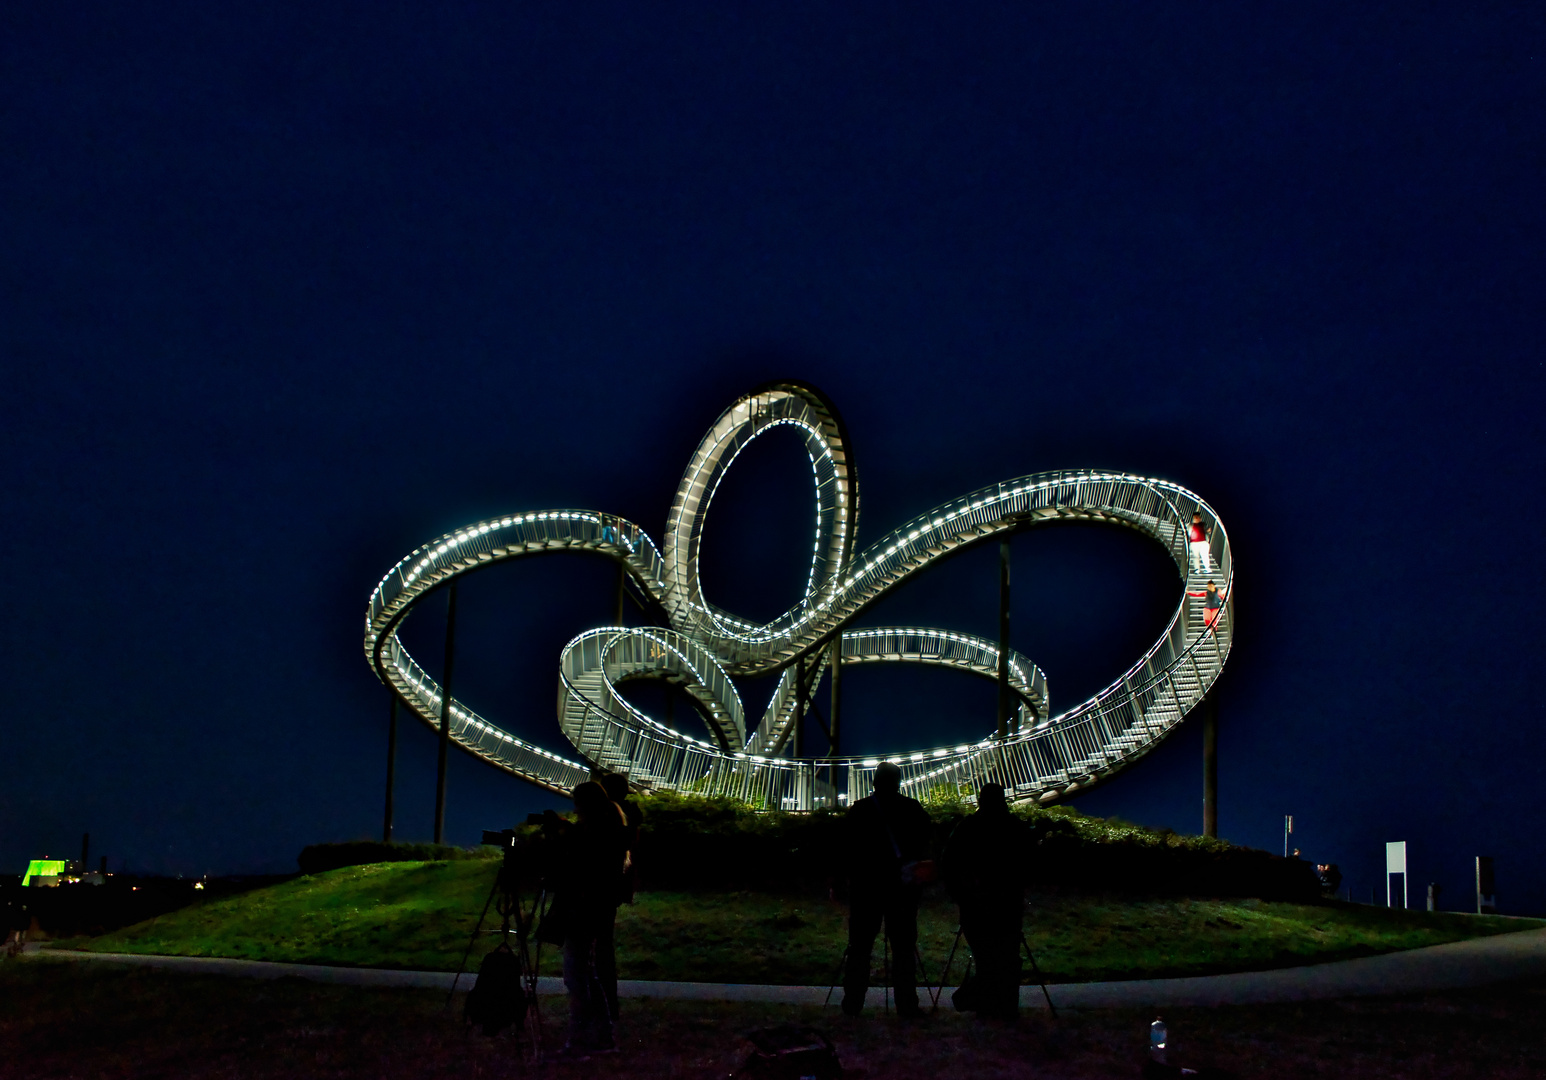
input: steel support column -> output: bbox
[829,636,843,758]
[997,537,1012,739]
[434,584,457,845]
[792,655,805,758]
[614,563,626,627]
[1202,693,1218,838]
[383,694,399,842]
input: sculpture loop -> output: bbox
[365,381,1232,808]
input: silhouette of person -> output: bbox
[597,772,642,1024]
[841,761,932,1017]
[553,781,627,1056]
[1317,863,1343,896]
[941,782,1031,1019]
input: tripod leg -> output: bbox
[824,945,850,1008]
[532,891,552,980]
[448,866,503,1007]
[934,926,963,1013]
[523,889,547,1060]
[520,889,554,1060]
[883,933,890,1016]
[915,944,939,1010]
[1021,932,1057,1019]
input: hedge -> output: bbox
[297,796,1321,902]
[627,792,1321,901]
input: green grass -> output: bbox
[64,860,1539,984]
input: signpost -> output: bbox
[1477,856,1497,914]
[1386,841,1408,909]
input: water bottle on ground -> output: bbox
[1150,1017,1168,1064]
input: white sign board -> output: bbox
[1386,841,1407,874]
[1386,841,1408,908]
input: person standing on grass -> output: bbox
[1186,580,1227,632]
[553,781,628,1057]
[941,783,1032,1019]
[841,761,933,1018]
[1317,863,1343,896]
[597,772,643,1025]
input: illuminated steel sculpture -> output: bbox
[365,382,1233,808]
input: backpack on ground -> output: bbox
[463,942,528,1036]
[734,1025,842,1080]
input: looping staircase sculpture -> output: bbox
[365,381,1233,808]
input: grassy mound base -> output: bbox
[66,861,1537,984]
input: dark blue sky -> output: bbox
[3,4,1542,911]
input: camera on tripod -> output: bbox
[458,813,571,1043]
[480,812,569,882]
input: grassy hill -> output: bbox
[62,860,1538,985]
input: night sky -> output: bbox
[3,5,1542,913]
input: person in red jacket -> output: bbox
[1186,511,1213,574]
[1186,580,1227,631]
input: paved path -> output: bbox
[22,927,1546,1010]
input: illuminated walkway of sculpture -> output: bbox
[364,382,1233,807]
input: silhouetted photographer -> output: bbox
[598,772,642,1024]
[941,782,1032,1019]
[841,761,932,1018]
[543,781,627,1057]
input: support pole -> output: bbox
[614,563,626,627]
[1202,693,1218,838]
[829,636,843,757]
[434,584,457,845]
[997,537,1012,740]
[792,655,805,758]
[383,694,399,842]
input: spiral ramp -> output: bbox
[365,383,1233,807]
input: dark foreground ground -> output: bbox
[6,958,1546,1079]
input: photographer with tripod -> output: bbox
[841,761,932,1018]
[549,781,628,1057]
[598,772,642,1025]
[941,782,1033,1019]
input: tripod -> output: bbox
[935,923,1057,1018]
[449,835,547,1055]
[824,932,938,1015]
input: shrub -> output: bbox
[628,792,1319,901]
[630,791,845,892]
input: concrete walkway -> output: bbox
[21,927,1546,1010]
